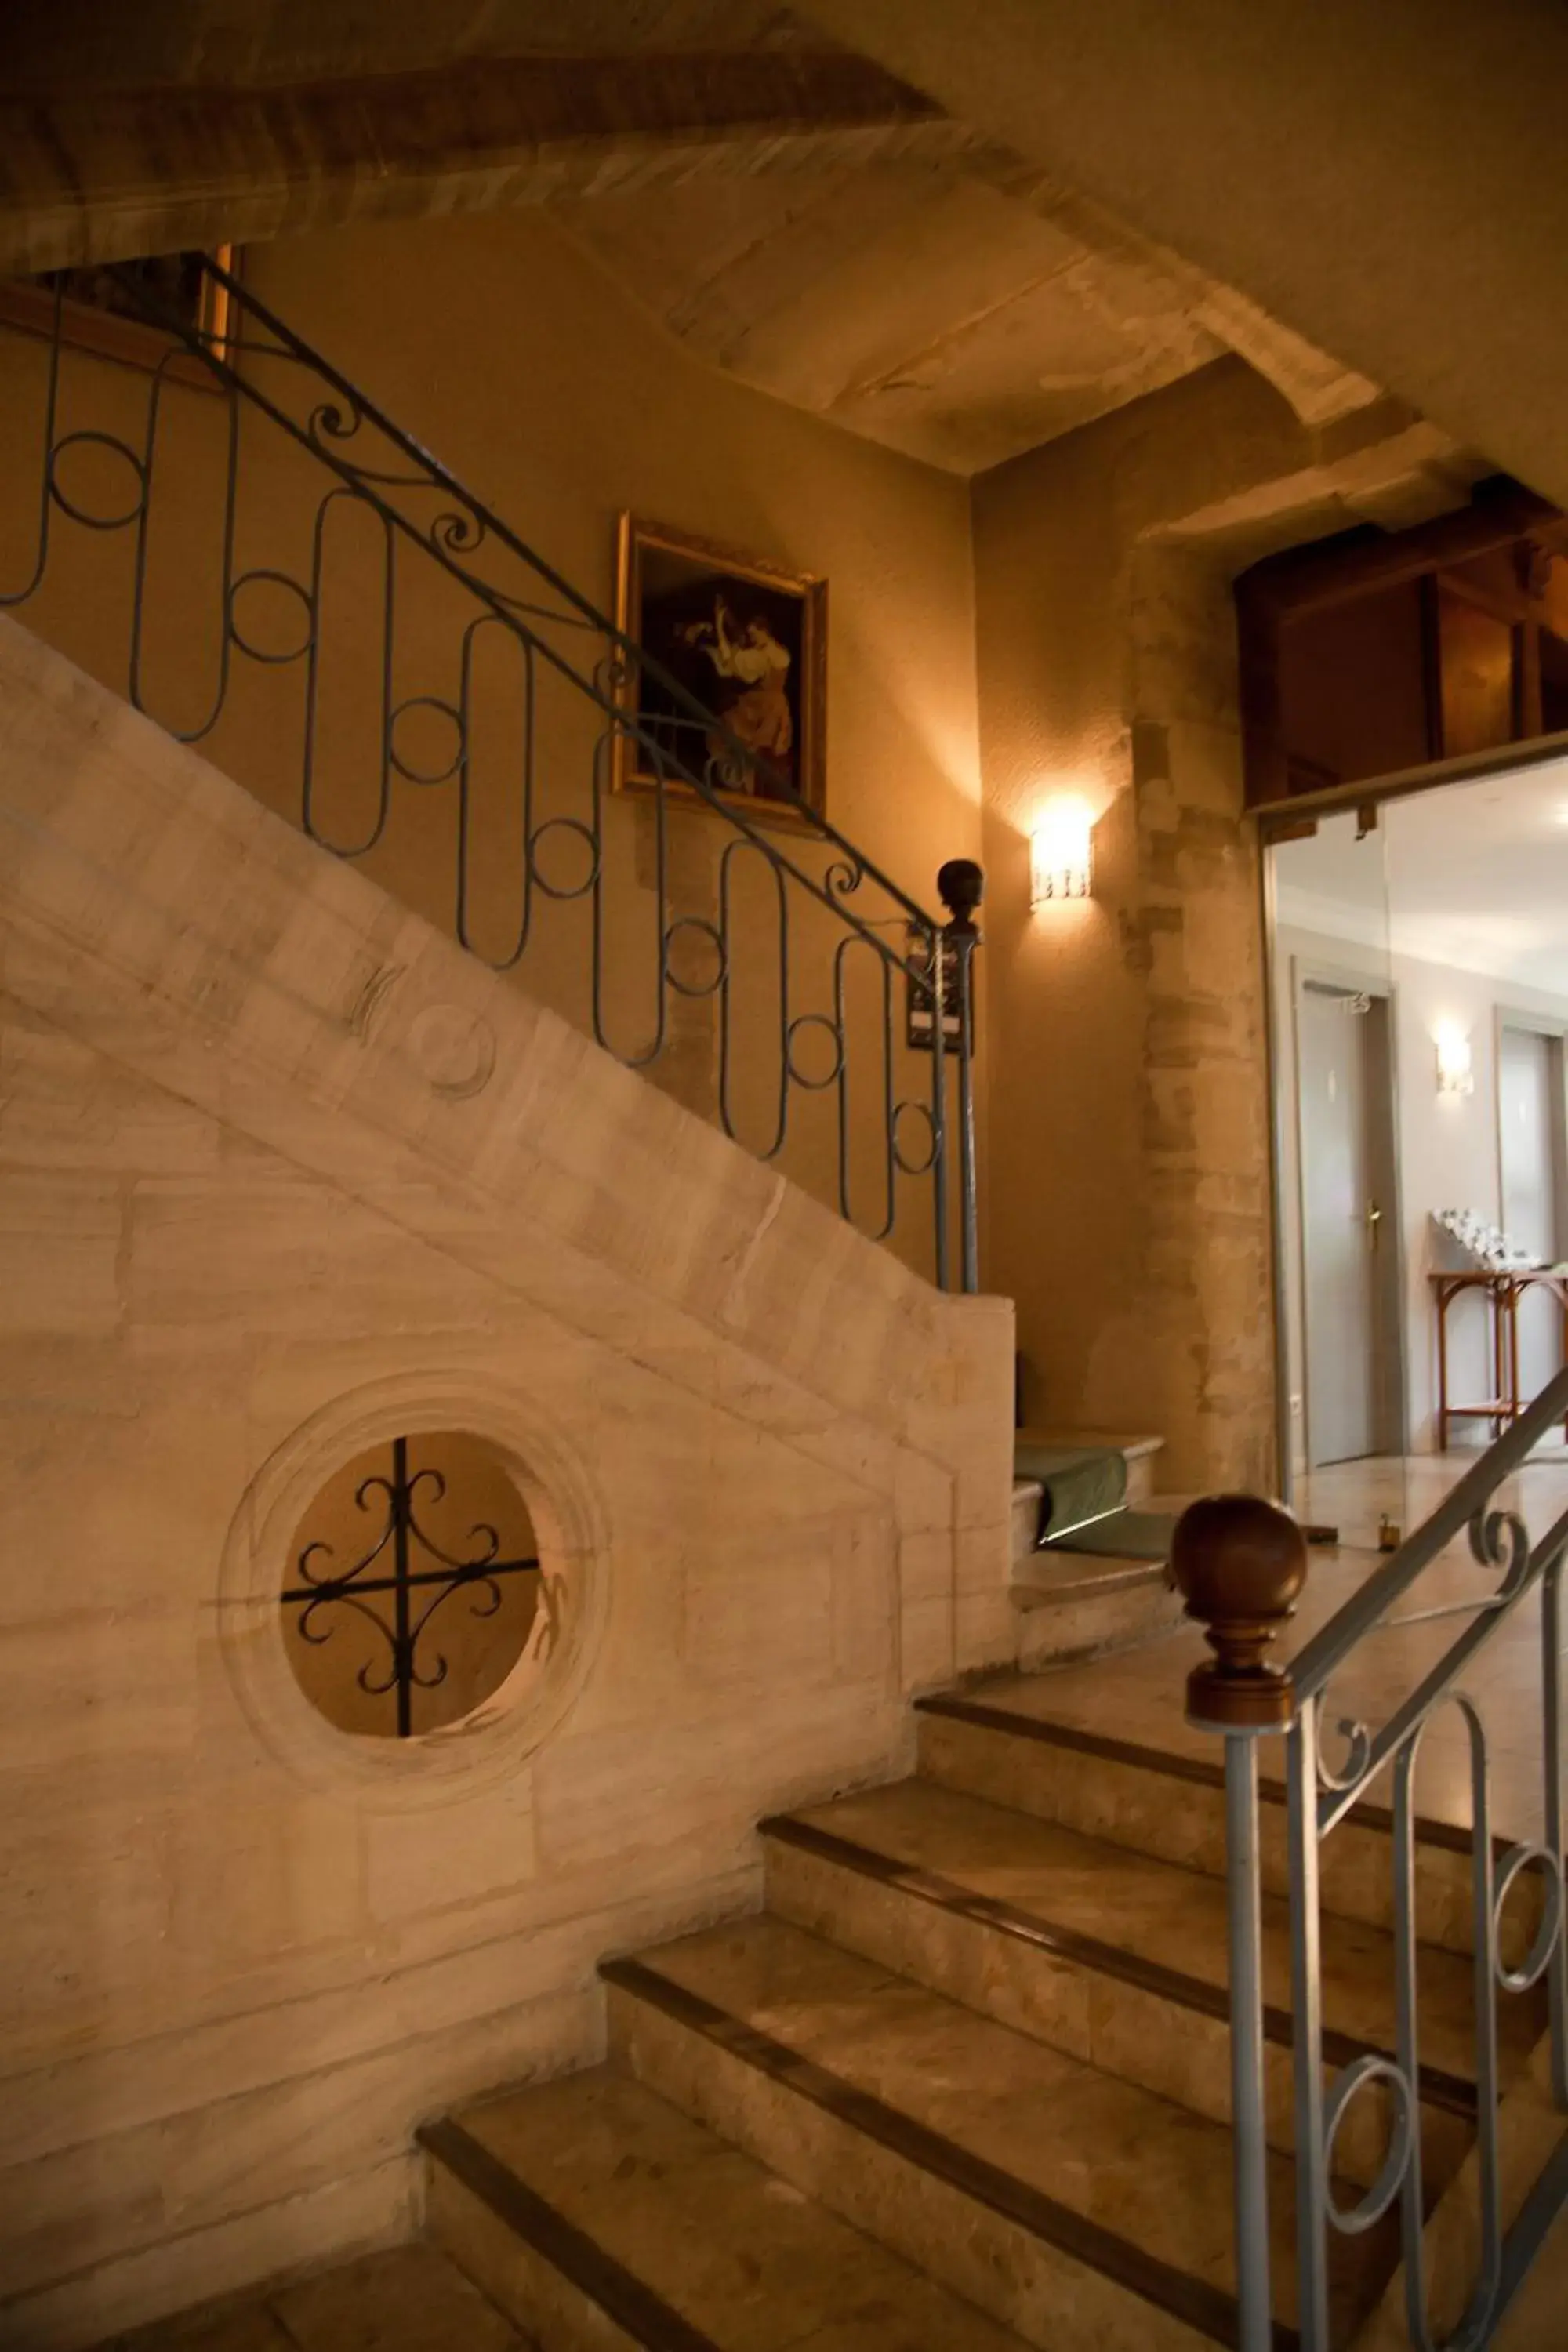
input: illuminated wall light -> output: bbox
[1434,1023,1474,1097]
[1029,797,1094,908]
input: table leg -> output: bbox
[1437,1279,1450,1453]
[1509,1278,1523,1429]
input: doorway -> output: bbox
[1497,1018,1567,1404]
[1265,752,1568,1530]
[1294,974,1405,1466]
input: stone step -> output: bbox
[96,2246,526,2352]
[1014,1431,1165,1515]
[1008,1436,1166,1574]
[603,1913,1396,2352]
[761,1779,1543,2195]
[1008,1434,1180,1667]
[1009,1551,1186,1668]
[424,2067,1030,2351]
[915,1674,1534,1962]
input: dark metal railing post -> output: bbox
[1171,1494,1310,2352]
[938,858,983,1294]
[1174,1375,1568,2352]
[1548,1547,1568,2108]
[390,1434,414,1739]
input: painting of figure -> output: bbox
[612,516,826,818]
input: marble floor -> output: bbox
[1007,1450,1568,1846]
[100,2245,530,2352]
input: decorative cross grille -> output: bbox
[281,1436,539,1737]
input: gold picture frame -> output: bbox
[0,246,239,393]
[612,513,827,823]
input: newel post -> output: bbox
[936,858,982,1294]
[1171,1494,1308,2352]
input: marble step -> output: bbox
[1008,1434,1164,1574]
[424,2067,1031,2351]
[603,1913,1397,2352]
[1013,1431,1165,1518]
[761,1779,1544,2195]
[915,1674,1538,1963]
[1009,1549,1186,1668]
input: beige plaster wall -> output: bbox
[0,616,1013,2347]
[0,208,984,1285]
[967,358,1465,1489]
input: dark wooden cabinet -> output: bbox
[1236,480,1568,810]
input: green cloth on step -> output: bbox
[1014,1443,1126,1538]
[1014,1441,1175,1563]
[1041,1507,1175,1562]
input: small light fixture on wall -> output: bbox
[1029,797,1094,907]
[1434,1022,1474,1097]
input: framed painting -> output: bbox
[612,514,826,821]
[0,247,239,391]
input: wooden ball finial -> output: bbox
[937,858,984,933]
[1170,1494,1308,1730]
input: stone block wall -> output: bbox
[0,617,1013,2347]
[971,357,1476,1488]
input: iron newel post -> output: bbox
[937,858,983,1294]
[1171,1494,1309,2352]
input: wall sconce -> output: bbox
[1434,1023,1474,1097]
[1030,797,1094,906]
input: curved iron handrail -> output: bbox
[0,258,982,1287]
[182,262,937,931]
[1292,1367,1568,1705]
[1179,1364,1568,2350]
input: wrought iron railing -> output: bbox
[0,257,981,1287]
[1174,1369,1568,2350]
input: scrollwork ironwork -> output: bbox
[1321,2053,1417,2236]
[1268,1368,1568,2351]
[0,254,980,1288]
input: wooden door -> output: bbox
[1299,982,1386,1465]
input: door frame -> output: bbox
[1285,953,1410,1483]
[1258,750,1568,1504]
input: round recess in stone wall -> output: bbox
[281,1428,553,1740]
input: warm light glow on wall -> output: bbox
[1029,797,1094,906]
[1434,1022,1474,1097]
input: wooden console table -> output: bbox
[1432,1267,1568,1449]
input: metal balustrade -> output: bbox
[1175,1369,1568,2350]
[0,258,981,1288]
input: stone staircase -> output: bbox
[419,1651,1545,2351]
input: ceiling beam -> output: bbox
[0,2,811,95]
[0,49,973,277]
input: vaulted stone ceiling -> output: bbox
[554,164,1230,474]
[2,0,1398,475]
